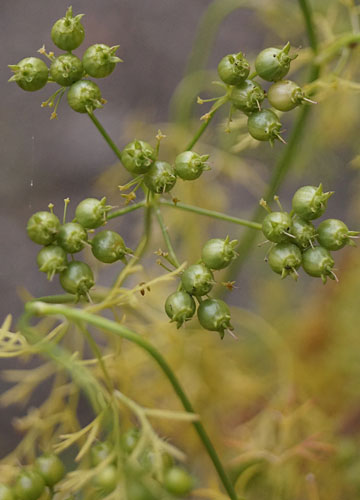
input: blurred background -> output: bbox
[2,0,360,498]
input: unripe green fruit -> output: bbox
[37,245,68,281]
[58,222,88,254]
[51,7,85,51]
[35,454,65,487]
[91,442,112,467]
[201,237,238,270]
[217,52,250,86]
[230,79,265,114]
[8,57,48,92]
[197,298,233,338]
[59,261,94,297]
[292,184,333,220]
[50,54,83,87]
[247,109,283,144]
[174,151,209,180]
[14,470,45,500]
[181,264,214,296]
[268,242,302,280]
[27,211,60,246]
[139,448,174,472]
[144,161,177,194]
[83,44,122,79]
[93,465,117,494]
[120,140,155,174]
[75,197,111,229]
[255,42,297,82]
[91,230,129,263]
[67,80,103,114]
[262,211,293,243]
[165,291,196,328]
[302,246,336,284]
[164,467,194,496]
[291,215,316,249]
[317,219,359,250]
[267,80,311,111]
[121,428,140,454]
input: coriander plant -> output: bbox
[2,1,360,499]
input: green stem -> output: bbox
[298,0,318,52]
[314,32,360,65]
[227,0,320,277]
[108,200,146,220]
[77,322,114,392]
[154,206,181,268]
[136,203,153,260]
[31,294,77,304]
[105,203,153,302]
[87,111,123,162]
[160,199,262,230]
[185,113,215,151]
[24,302,237,500]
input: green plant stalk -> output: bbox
[24,301,238,500]
[103,204,154,305]
[85,113,154,291]
[154,206,181,268]
[298,0,318,53]
[77,322,114,393]
[160,199,262,230]
[227,0,320,276]
[87,111,123,161]
[185,113,215,151]
[108,200,146,220]
[314,32,360,65]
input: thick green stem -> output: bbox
[154,206,181,268]
[160,199,262,230]
[23,302,237,500]
[87,111,123,162]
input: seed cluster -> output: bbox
[215,43,316,145]
[0,454,65,500]
[0,438,194,499]
[27,198,132,300]
[165,237,238,338]
[89,432,194,498]
[262,185,359,283]
[119,140,211,199]
[8,6,122,118]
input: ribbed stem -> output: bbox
[87,111,123,161]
